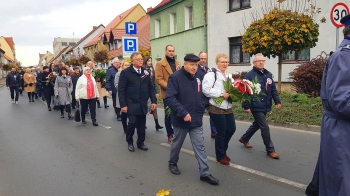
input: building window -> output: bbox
[185,6,194,30]
[170,13,177,34]
[69,42,76,46]
[229,37,250,64]
[155,19,161,38]
[229,0,250,11]
[282,49,310,61]
[62,42,67,46]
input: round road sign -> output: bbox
[331,2,350,27]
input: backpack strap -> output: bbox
[212,69,217,88]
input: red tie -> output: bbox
[202,66,206,72]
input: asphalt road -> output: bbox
[0,86,318,196]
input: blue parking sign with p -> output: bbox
[122,37,138,57]
[125,22,137,34]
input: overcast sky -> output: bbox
[1,0,161,66]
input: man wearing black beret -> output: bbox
[165,53,219,185]
[305,14,350,196]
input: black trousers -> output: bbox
[126,114,146,146]
[27,92,34,100]
[121,112,128,133]
[45,95,52,107]
[80,98,97,121]
[241,112,275,153]
[112,93,120,117]
[71,91,79,108]
[10,87,19,101]
[60,104,71,114]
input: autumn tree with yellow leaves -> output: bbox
[242,0,326,92]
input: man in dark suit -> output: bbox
[118,52,157,152]
[196,51,218,139]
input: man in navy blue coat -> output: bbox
[118,52,157,152]
[305,14,350,196]
[105,58,121,120]
[6,67,22,104]
[165,54,219,185]
[239,53,281,159]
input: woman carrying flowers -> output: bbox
[94,68,109,108]
[202,53,236,165]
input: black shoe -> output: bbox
[35,96,38,99]
[200,174,219,185]
[168,164,181,175]
[156,124,163,131]
[42,98,45,101]
[137,145,148,151]
[72,106,76,109]
[82,120,86,124]
[104,105,109,108]
[97,105,101,108]
[92,120,98,126]
[29,99,32,102]
[128,144,134,152]
[117,117,121,121]
[32,99,35,102]
[48,107,52,111]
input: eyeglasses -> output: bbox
[254,60,266,63]
[219,61,229,64]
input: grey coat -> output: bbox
[54,75,73,105]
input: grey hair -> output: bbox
[343,25,350,36]
[253,53,265,61]
[83,67,90,72]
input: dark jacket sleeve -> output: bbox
[149,76,157,104]
[270,78,281,105]
[6,74,10,87]
[118,71,127,108]
[165,75,188,119]
[105,69,113,91]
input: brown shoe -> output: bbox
[168,135,173,142]
[267,152,280,159]
[239,138,252,148]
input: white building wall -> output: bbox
[72,26,105,57]
[207,0,347,82]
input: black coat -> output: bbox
[41,72,54,96]
[242,67,281,112]
[118,65,156,115]
[70,72,81,93]
[165,68,205,128]
[6,72,22,88]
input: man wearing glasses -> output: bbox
[239,53,281,159]
[105,58,121,120]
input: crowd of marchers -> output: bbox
[5,46,282,186]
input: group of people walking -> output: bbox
[5,47,281,187]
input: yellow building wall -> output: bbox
[115,5,146,29]
[0,37,15,61]
[46,54,54,63]
[84,41,108,63]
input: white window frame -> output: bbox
[155,19,161,38]
[170,13,177,34]
[185,6,193,30]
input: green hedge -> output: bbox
[157,92,323,126]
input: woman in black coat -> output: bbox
[41,66,54,111]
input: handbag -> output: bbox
[74,104,81,122]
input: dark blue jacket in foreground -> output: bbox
[118,65,156,115]
[105,66,118,94]
[165,67,205,128]
[242,66,281,112]
[6,72,22,88]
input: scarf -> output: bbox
[85,74,95,99]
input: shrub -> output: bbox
[289,52,328,97]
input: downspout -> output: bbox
[203,0,208,52]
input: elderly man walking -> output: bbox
[106,58,121,120]
[166,54,219,185]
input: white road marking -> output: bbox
[160,143,307,190]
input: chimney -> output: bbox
[93,26,97,30]
[147,7,153,13]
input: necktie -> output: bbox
[137,70,141,74]
[202,66,206,72]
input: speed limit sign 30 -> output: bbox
[331,2,350,27]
